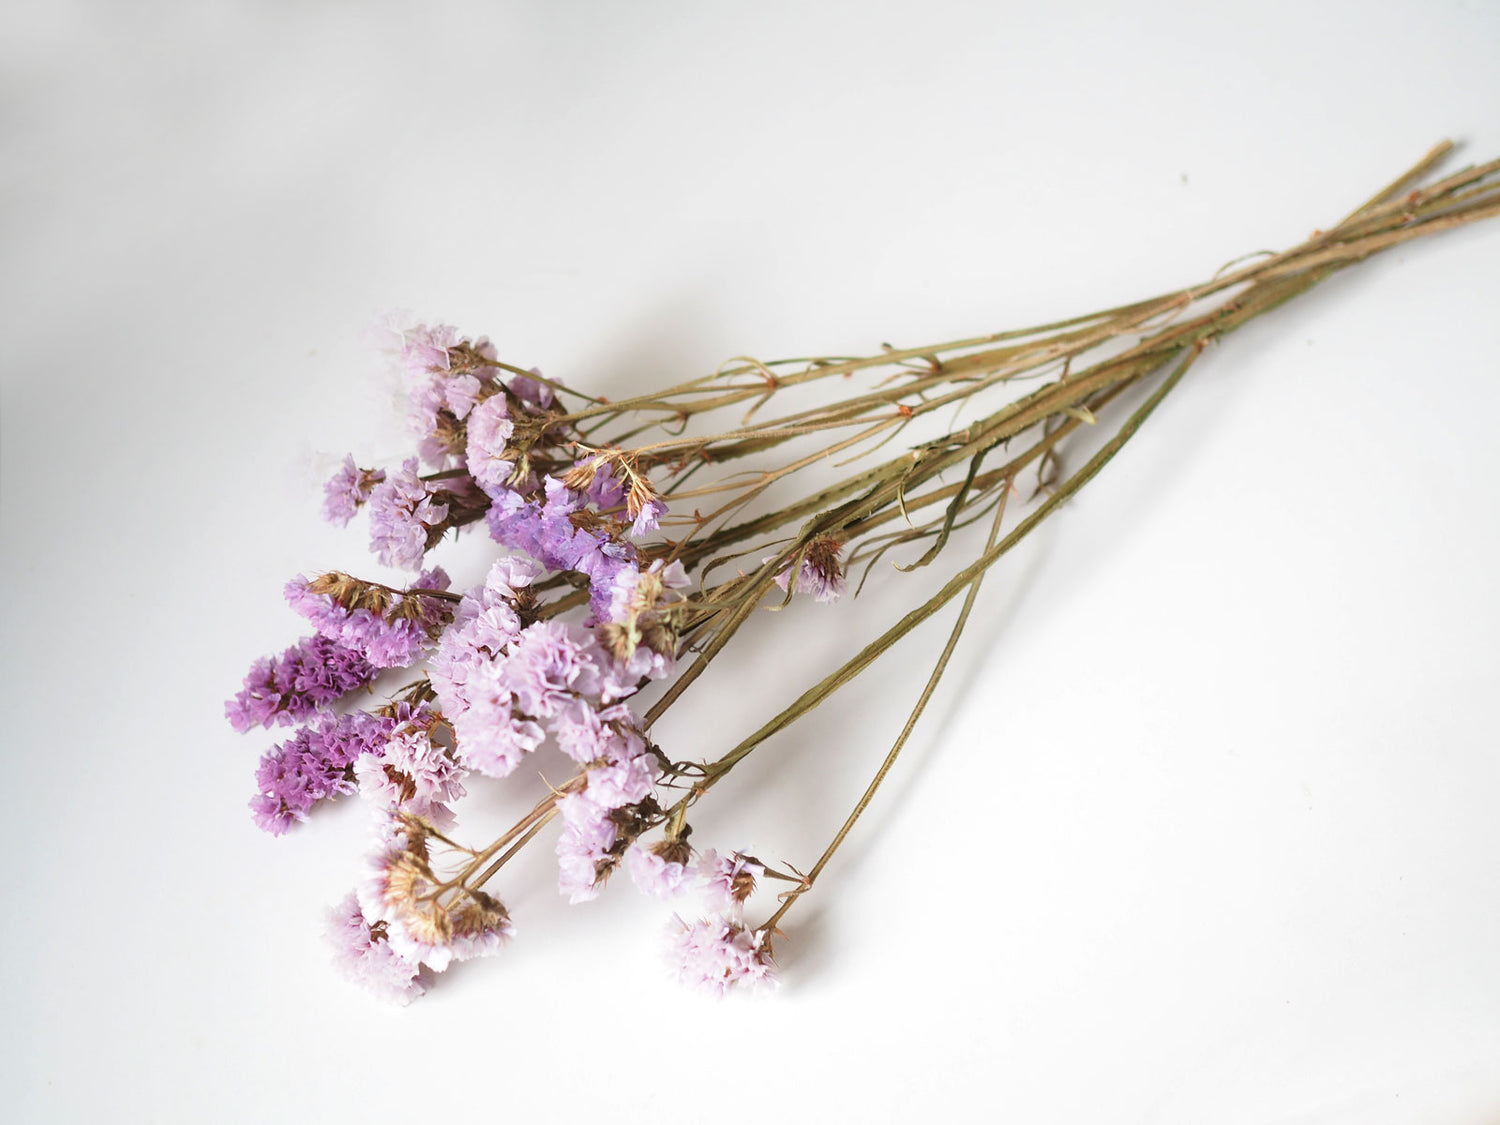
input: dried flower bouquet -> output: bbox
[228,142,1499,1002]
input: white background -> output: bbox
[3,2,1499,1122]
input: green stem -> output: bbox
[761,475,1012,935]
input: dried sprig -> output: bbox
[229,141,1499,1000]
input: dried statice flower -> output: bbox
[226,148,1500,1008]
[599,559,688,680]
[554,793,618,904]
[508,367,555,409]
[580,460,626,511]
[358,836,456,970]
[551,700,635,765]
[353,704,466,830]
[427,556,539,720]
[325,892,426,1005]
[225,634,375,732]
[250,710,394,834]
[322,455,386,527]
[774,534,846,603]
[367,457,449,570]
[484,477,638,620]
[698,849,763,917]
[465,394,515,496]
[352,815,513,975]
[579,726,660,810]
[625,837,694,899]
[502,619,609,719]
[445,888,515,962]
[448,660,545,778]
[389,321,459,378]
[444,373,483,420]
[389,325,505,468]
[284,567,453,669]
[668,915,777,996]
[629,496,667,538]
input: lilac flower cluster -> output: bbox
[773,533,847,603]
[465,394,514,493]
[226,634,375,733]
[327,320,595,590]
[485,478,640,621]
[624,838,695,899]
[250,710,394,834]
[230,320,799,1003]
[426,553,673,902]
[367,458,450,571]
[352,702,467,831]
[284,566,453,668]
[322,456,386,527]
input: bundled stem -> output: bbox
[487,142,1498,928]
[237,141,1499,999]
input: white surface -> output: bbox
[3,2,1499,1122]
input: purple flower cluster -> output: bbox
[390,322,486,469]
[322,456,387,527]
[465,394,514,493]
[352,703,467,831]
[773,534,847,604]
[553,709,661,904]
[697,848,764,915]
[368,458,450,571]
[638,848,779,993]
[603,558,691,680]
[486,479,639,620]
[388,320,460,379]
[426,552,673,903]
[225,634,376,733]
[231,320,794,1003]
[284,567,453,669]
[251,711,395,834]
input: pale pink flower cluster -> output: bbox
[624,843,695,899]
[697,848,763,916]
[352,705,467,831]
[668,916,776,996]
[324,891,425,1005]
[553,713,661,903]
[354,826,514,975]
[646,848,779,994]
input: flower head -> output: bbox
[668,915,777,996]
[354,816,514,974]
[626,837,694,899]
[774,534,847,603]
[555,793,619,904]
[466,394,516,496]
[325,892,426,1005]
[284,567,453,669]
[698,849,763,917]
[322,456,386,527]
[367,458,448,570]
[225,634,375,732]
[250,710,393,834]
[353,705,466,830]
